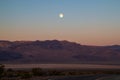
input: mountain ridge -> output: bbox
[0,40,120,64]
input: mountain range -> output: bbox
[0,40,120,64]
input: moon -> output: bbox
[59,13,64,18]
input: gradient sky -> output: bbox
[0,0,120,45]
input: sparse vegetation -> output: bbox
[0,64,5,78]
[32,68,45,76]
[0,64,120,80]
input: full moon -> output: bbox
[59,13,64,18]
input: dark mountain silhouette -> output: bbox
[0,40,120,64]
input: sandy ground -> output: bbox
[96,75,120,80]
[26,75,120,80]
[1,75,120,80]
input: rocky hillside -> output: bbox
[0,40,120,64]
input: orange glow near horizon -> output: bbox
[0,0,120,46]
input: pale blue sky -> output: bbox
[0,0,120,45]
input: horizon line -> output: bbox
[0,39,120,46]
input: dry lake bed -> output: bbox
[4,64,120,69]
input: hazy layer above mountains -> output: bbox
[0,40,120,64]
